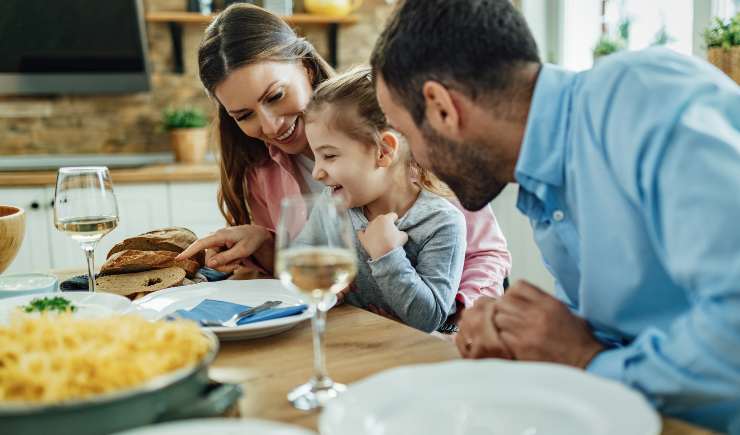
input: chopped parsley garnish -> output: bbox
[23,297,77,313]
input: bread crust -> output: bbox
[100,249,200,278]
[107,227,204,266]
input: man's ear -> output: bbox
[376,131,400,168]
[422,81,462,139]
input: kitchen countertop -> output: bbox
[0,163,220,187]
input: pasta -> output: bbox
[0,313,211,403]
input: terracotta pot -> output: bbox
[170,128,209,164]
[0,206,25,274]
[707,46,740,85]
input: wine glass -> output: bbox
[275,193,357,411]
[53,167,119,292]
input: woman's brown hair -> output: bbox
[305,66,450,197]
[198,4,334,226]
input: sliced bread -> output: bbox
[96,266,186,297]
[100,249,200,278]
[106,227,204,266]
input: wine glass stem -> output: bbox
[310,298,331,387]
[82,244,96,292]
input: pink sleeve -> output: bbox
[245,169,276,232]
[238,169,275,275]
[449,198,512,307]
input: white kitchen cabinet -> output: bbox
[0,187,54,274]
[168,182,225,237]
[49,183,172,270]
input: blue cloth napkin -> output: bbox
[174,299,308,326]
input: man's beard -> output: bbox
[420,123,507,211]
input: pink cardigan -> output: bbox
[245,145,512,307]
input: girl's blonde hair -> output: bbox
[305,66,450,196]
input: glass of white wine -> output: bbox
[275,193,357,411]
[53,167,119,292]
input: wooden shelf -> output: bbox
[0,163,220,187]
[146,11,358,25]
[145,11,358,72]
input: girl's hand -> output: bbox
[336,283,357,305]
[357,212,408,260]
[177,225,273,271]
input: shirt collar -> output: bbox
[267,143,301,175]
[515,64,576,189]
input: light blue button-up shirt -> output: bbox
[515,48,740,432]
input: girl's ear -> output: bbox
[377,131,400,168]
[302,60,315,84]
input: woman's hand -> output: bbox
[357,213,408,260]
[176,225,275,272]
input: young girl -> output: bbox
[301,66,466,333]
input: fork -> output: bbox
[201,300,282,328]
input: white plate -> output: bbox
[112,418,317,435]
[320,360,661,435]
[0,291,132,324]
[134,279,323,341]
[0,273,58,299]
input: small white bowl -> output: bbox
[0,273,59,299]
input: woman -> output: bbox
[178,4,511,310]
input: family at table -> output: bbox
[175,0,740,432]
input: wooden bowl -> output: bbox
[0,206,26,274]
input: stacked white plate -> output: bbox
[320,359,661,435]
[113,418,316,435]
[134,279,315,340]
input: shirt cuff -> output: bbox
[367,246,407,271]
[586,346,633,382]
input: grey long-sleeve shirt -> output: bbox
[297,189,466,332]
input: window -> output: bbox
[559,0,696,71]
[713,0,739,18]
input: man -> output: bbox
[370,0,740,431]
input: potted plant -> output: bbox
[593,35,625,61]
[163,107,209,164]
[704,13,740,84]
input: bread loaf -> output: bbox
[100,249,200,278]
[107,227,204,266]
[96,267,186,297]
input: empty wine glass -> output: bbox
[53,167,119,292]
[275,193,357,410]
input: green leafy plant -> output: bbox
[618,17,632,43]
[651,24,676,46]
[162,107,208,130]
[703,13,740,49]
[593,35,626,58]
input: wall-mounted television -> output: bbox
[0,0,150,95]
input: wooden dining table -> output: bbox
[48,268,716,434]
[209,304,717,435]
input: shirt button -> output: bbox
[552,210,565,222]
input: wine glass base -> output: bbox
[288,379,346,411]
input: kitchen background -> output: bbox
[1,0,738,289]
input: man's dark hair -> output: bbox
[370,0,540,124]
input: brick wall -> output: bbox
[0,0,394,156]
